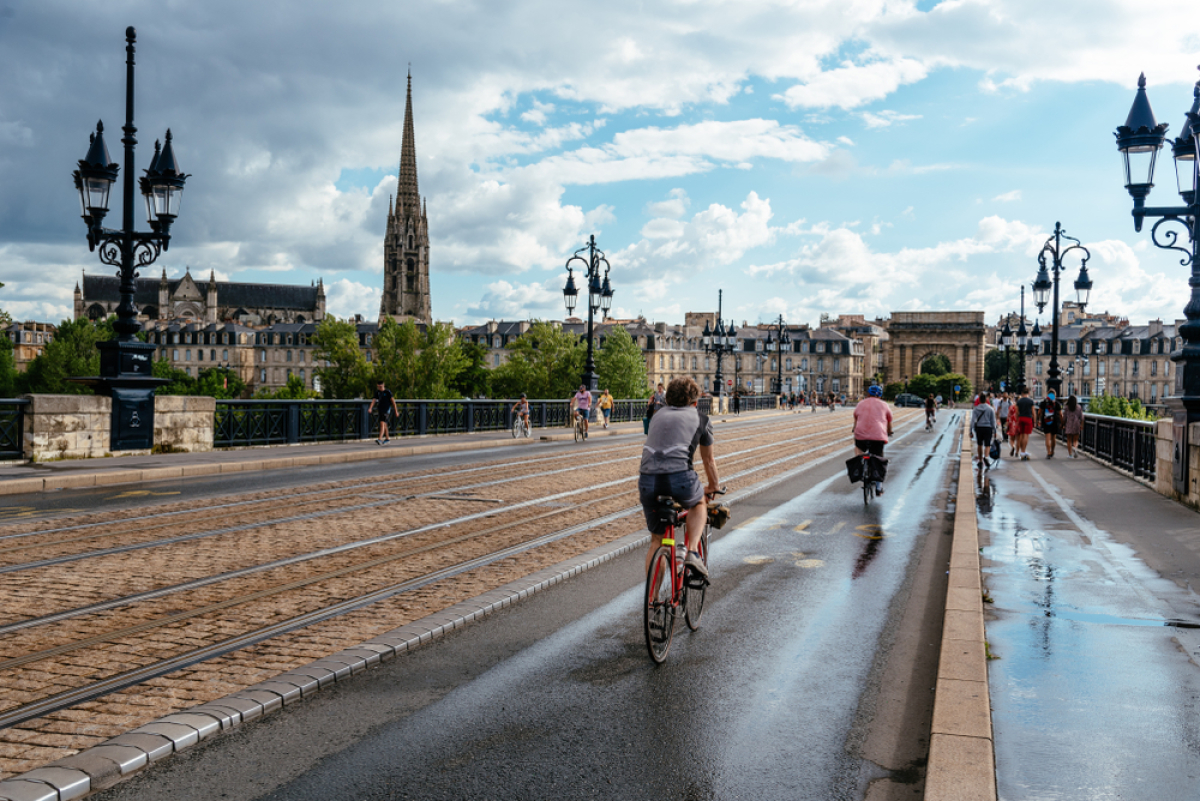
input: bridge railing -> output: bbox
[0,400,27,460]
[1074,413,1157,481]
[213,396,681,448]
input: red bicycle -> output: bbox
[643,489,726,664]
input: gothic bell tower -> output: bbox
[381,72,432,324]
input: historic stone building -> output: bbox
[380,73,432,324]
[883,311,987,394]
[75,269,326,327]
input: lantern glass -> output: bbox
[563,274,578,314]
[1122,145,1159,189]
[1174,150,1196,197]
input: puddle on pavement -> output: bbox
[976,467,1200,798]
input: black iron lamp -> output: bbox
[1032,222,1092,398]
[703,290,738,405]
[563,235,613,391]
[70,27,189,452]
[1114,68,1200,495]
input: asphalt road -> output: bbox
[91,411,961,801]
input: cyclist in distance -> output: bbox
[853,384,894,496]
[511,393,530,430]
[639,377,720,577]
[573,384,593,438]
[924,394,937,428]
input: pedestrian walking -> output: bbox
[598,388,613,429]
[732,390,741,415]
[1015,386,1035,460]
[996,392,1012,442]
[1062,394,1084,458]
[970,391,997,468]
[1038,391,1061,458]
[367,379,399,445]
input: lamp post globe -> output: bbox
[563,234,613,393]
[1115,68,1200,494]
[71,27,189,451]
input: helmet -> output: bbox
[868,385,883,398]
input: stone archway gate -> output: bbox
[885,311,986,393]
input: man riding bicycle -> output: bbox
[853,384,894,497]
[924,394,936,428]
[511,393,530,431]
[639,377,720,578]
[573,384,592,437]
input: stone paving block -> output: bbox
[931,678,992,740]
[270,673,320,697]
[66,744,147,777]
[50,748,130,791]
[948,566,981,591]
[943,609,985,642]
[944,586,984,615]
[924,733,997,801]
[305,659,353,681]
[253,682,302,705]
[180,464,220,477]
[138,467,183,482]
[105,733,173,763]
[283,666,337,688]
[133,722,199,751]
[233,690,283,714]
[0,478,45,496]
[357,642,396,659]
[15,768,90,800]
[93,470,142,487]
[0,780,59,801]
[186,705,239,730]
[201,697,260,723]
[336,648,381,668]
[938,637,988,683]
[157,713,221,740]
[949,549,980,572]
[42,474,97,490]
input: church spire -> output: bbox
[396,71,420,220]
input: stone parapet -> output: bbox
[1153,419,1200,509]
[24,394,112,461]
[154,395,215,453]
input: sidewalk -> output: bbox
[0,409,792,496]
[975,442,1200,799]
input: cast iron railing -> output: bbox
[212,395,743,448]
[1066,413,1157,481]
[0,400,27,460]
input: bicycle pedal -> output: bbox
[684,572,710,589]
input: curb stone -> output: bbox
[924,415,997,801]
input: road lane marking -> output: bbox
[111,490,182,499]
[793,520,811,532]
[854,524,886,540]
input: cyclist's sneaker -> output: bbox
[685,550,709,578]
[875,481,884,496]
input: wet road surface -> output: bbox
[976,450,1200,800]
[94,413,961,801]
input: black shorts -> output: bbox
[638,472,704,535]
[854,439,885,457]
[974,427,993,447]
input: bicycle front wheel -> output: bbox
[644,546,676,663]
[511,418,521,439]
[684,526,710,631]
[574,420,582,442]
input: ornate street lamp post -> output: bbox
[562,234,613,393]
[1031,222,1093,399]
[701,289,737,408]
[1114,70,1200,494]
[999,319,1014,392]
[72,27,189,451]
[764,314,790,396]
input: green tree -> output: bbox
[1087,392,1157,420]
[0,281,11,329]
[906,374,939,399]
[488,320,584,399]
[373,318,467,399]
[451,339,491,398]
[312,316,370,399]
[194,367,246,399]
[254,374,319,399]
[17,317,116,394]
[595,325,650,398]
[0,337,16,398]
[152,357,196,395]
[935,373,971,402]
[919,354,952,376]
[882,381,904,401]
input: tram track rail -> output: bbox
[0,413,914,731]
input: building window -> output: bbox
[786,358,792,370]
[1097,342,1105,354]
[817,357,824,372]
[172,349,179,360]
[222,349,229,361]
[1151,361,1158,376]
[1133,340,1141,354]
[261,369,266,382]
[816,342,825,353]
[493,336,501,348]
[1132,361,1139,376]
[299,350,305,364]
[801,358,808,371]
[299,369,305,381]
[1035,361,1042,375]
[494,353,500,367]
[1098,362,1105,377]
[185,350,191,361]
[691,356,697,370]
[197,349,203,361]
[286,350,293,362]
[1068,341,1076,354]
[210,349,216,361]
[833,358,840,372]
[260,350,266,362]
[185,367,191,376]
[801,342,809,353]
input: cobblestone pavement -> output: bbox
[0,410,919,778]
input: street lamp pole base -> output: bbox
[70,340,167,451]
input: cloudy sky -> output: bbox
[1,0,1198,329]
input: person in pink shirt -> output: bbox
[853,385,894,495]
[573,384,593,438]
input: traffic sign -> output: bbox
[727,379,733,387]
[954,384,961,392]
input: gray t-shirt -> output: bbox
[639,405,714,475]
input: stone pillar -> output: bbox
[23,394,113,461]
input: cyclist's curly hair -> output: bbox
[665,377,701,407]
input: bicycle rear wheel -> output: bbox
[863,476,872,506]
[574,419,582,442]
[644,546,676,663]
[684,525,710,631]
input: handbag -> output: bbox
[989,439,1001,460]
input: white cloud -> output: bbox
[777,58,929,110]
[465,278,561,321]
[993,190,1022,202]
[645,188,690,220]
[860,110,922,129]
[325,279,380,320]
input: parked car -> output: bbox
[894,393,924,408]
